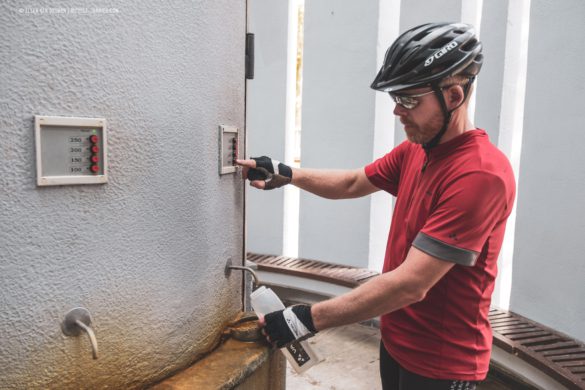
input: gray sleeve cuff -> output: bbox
[412,233,479,266]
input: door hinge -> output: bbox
[245,33,254,80]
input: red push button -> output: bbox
[90,135,99,143]
[90,165,99,173]
[91,146,99,153]
[91,155,99,163]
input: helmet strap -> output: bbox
[422,77,475,151]
[423,84,451,151]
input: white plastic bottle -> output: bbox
[250,286,320,373]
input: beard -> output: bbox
[403,111,445,144]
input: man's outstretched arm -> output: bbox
[310,246,455,330]
[258,246,455,346]
[291,167,379,199]
[236,157,379,199]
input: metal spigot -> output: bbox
[62,307,99,360]
[225,258,260,289]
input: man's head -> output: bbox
[371,23,483,149]
[392,76,474,144]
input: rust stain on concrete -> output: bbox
[149,338,270,390]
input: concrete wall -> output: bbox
[298,0,378,267]
[475,0,508,146]
[246,0,289,256]
[0,1,246,388]
[510,0,585,342]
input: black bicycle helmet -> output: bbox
[371,22,483,93]
[371,23,483,152]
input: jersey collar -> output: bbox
[425,128,487,159]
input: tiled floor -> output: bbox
[286,323,381,390]
[285,323,517,390]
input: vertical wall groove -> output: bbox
[494,0,531,311]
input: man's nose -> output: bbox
[393,103,407,116]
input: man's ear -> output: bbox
[446,85,465,110]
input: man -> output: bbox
[237,23,515,390]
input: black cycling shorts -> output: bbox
[379,342,478,390]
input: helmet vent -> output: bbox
[453,29,465,34]
[461,38,478,52]
[430,38,452,49]
[398,46,420,65]
[412,30,430,41]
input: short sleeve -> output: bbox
[413,171,509,266]
[365,141,410,196]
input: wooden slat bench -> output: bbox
[246,252,378,288]
[489,308,585,389]
[247,252,585,390]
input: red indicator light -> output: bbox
[91,146,99,153]
[90,165,99,173]
[91,155,99,163]
[90,135,99,143]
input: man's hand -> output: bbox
[236,156,292,190]
[257,304,317,348]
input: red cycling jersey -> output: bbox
[365,129,516,381]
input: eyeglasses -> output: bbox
[389,89,435,110]
[390,82,471,110]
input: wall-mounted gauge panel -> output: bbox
[219,125,238,175]
[35,115,108,186]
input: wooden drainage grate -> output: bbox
[248,252,585,389]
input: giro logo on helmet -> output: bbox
[424,41,459,66]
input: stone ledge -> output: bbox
[150,338,282,390]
